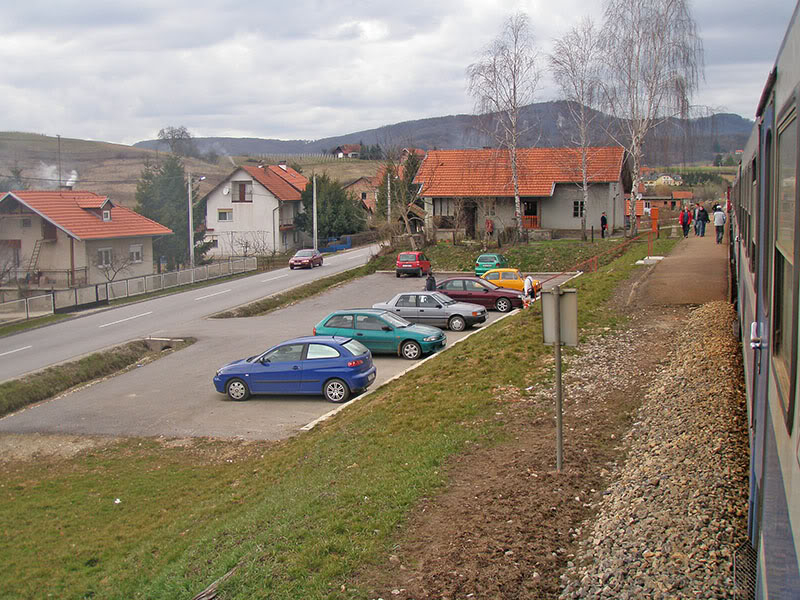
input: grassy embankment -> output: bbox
[0,235,677,599]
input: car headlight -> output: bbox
[423,335,439,342]
[215,370,221,377]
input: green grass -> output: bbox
[0,236,677,599]
[0,339,194,418]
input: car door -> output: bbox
[501,270,523,291]
[484,271,501,286]
[391,294,419,322]
[438,279,467,303]
[463,279,494,307]
[354,314,393,352]
[417,293,446,327]
[250,343,305,393]
[322,313,355,337]
[300,342,342,394]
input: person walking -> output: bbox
[693,204,701,236]
[697,205,709,237]
[425,270,437,291]
[600,212,608,238]
[523,274,536,309]
[713,205,727,244]
[678,206,692,238]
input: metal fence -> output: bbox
[0,257,257,324]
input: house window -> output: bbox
[97,248,112,267]
[486,200,496,216]
[361,192,367,201]
[209,238,219,248]
[218,209,233,222]
[129,244,143,263]
[102,210,111,222]
[21,218,31,228]
[573,200,585,218]
[233,182,252,203]
[433,198,454,216]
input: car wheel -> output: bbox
[396,271,401,278]
[415,268,422,277]
[289,265,295,270]
[324,378,351,403]
[495,297,512,312]
[400,340,422,360]
[226,378,250,401]
[448,315,466,331]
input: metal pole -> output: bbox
[387,172,391,223]
[57,135,62,187]
[553,284,563,472]
[313,175,318,251]
[187,171,194,274]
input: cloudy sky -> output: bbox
[0,0,796,145]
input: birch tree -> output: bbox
[467,13,541,239]
[549,17,603,241]
[600,0,703,235]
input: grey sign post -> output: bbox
[542,285,578,471]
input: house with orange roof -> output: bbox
[0,190,172,286]
[334,144,361,159]
[413,147,631,239]
[202,162,309,257]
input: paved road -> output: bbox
[0,245,380,382]
[0,271,575,441]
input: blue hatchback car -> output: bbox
[213,336,376,403]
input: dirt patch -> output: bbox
[352,299,691,598]
[0,433,117,462]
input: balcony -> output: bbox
[522,215,540,229]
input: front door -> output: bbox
[354,314,393,352]
[251,343,305,393]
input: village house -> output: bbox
[413,146,631,240]
[333,144,361,159]
[202,163,309,258]
[342,176,378,224]
[0,190,172,286]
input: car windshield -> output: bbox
[381,312,410,328]
[431,292,454,305]
[342,339,369,356]
[479,279,500,290]
[295,250,314,257]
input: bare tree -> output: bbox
[599,0,703,235]
[230,231,273,257]
[550,18,603,241]
[467,12,541,239]
[95,251,134,282]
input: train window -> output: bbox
[750,158,758,272]
[772,113,797,428]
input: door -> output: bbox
[439,279,466,303]
[251,343,305,393]
[392,294,419,321]
[463,279,494,307]
[417,293,445,327]
[354,314,393,352]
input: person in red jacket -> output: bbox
[678,207,692,238]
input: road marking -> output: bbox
[261,274,289,282]
[0,345,32,358]
[345,252,368,260]
[195,288,231,301]
[99,312,153,328]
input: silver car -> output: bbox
[372,291,487,331]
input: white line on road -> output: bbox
[99,312,153,328]
[345,252,368,260]
[195,289,231,301]
[0,345,32,358]
[261,274,289,282]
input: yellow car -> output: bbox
[482,268,541,295]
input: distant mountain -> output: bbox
[133,101,754,165]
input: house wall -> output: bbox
[85,236,155,285]
[204,169,304,257]
[540,182,624,232]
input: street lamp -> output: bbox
[187,171,206,272]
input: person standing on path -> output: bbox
[601,212,608,238]
[425,270,437,291]
[697,205,710,237]
[679,207,692,238]
[713,206,727,244]
[693,204,701,236]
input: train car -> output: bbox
[730,2,800,597]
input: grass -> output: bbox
[0,235,677,599]
[0,338,195,418]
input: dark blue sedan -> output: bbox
[213,336,376,403]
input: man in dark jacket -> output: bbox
[600,212,608,238]
[425,271,436,291]
[697,205,710,237]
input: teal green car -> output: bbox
[314,309,446,360]
[474,253,509,276]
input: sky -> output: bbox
[0,0,796,146]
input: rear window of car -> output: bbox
[343,339,369,356]
[478,255,496,262]
[398,253,417,261]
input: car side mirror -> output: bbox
[436,304,442,309]
[382,326,392,332]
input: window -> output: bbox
[102,210,111,222]
[21,218,31,228]
[97,248,112,267]
[442,280,463,291]
[396,295,417,308]
[418,295,438,308]
[218,209,233,222]
[573,200,585,218]
[342,339,369,356]
[361,192,367,201]
[501,271,518,280]
[485,272,500,281]
[129,244,143,263]
[772,112,796,429]
[325,314,354,329]
[433,198,454,216]
[356,315,385,330]
[306,344,341,359]
[233,182,252,203]
[486,200,496,216]
[209,238,219,248]
[464,280,488,291]
[264,344,304,362]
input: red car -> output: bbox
[436,276,524,312]
[289,248,323,269]
[395,251,431,277]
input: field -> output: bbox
[0,132,381,207]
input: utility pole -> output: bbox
[387,171,391,223]
[187,171,194,272]
[313,175,318,251]
[57,135,62,187]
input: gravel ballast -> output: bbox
[559,301,750,599]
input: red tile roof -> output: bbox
[336,144,361,154]
[242,165,308,201]
[414,147,625,198]
[2,190,172,240]
[672,190,694,200]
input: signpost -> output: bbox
[542,285,578,471]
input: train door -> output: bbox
[749,101,775,543]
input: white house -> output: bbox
[0,190,173,286]
[202,164,309,257]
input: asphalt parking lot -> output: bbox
[0,271,573,441]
